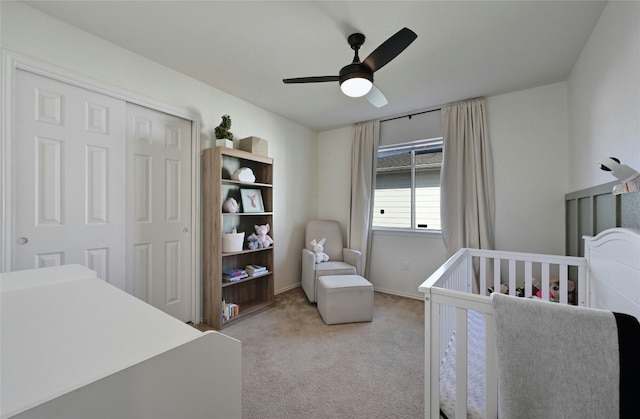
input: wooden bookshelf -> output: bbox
[202,147,274,329]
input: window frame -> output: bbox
[373,137,443,233]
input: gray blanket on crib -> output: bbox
[491,294,639,419]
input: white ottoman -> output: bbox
[317,275,373,325]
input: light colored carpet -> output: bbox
[220,286,425,419]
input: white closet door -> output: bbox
[14,70,127,289]
[126,103,192,322]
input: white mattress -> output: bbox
[439,310,486,419]
[0,265,202,418]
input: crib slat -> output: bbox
[455,308,468,418]
[441,305,452,357]
[493,258,501,294]
[541,263,550,301]
[508,259,516,295]
[525,262,533,298]
[559,265,568,305]
[466,252,474,293]
[427,301,441,419]
[480,257,487,296]
[578,265,587,306]
[485,314,498,419]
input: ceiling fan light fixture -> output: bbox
[339,64,373,97]
[340,76,373,97]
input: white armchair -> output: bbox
[301,220,362,303]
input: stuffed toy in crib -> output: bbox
[535,277,576,304]
[490,277,576,304]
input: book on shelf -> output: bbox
[221,299,240,322]
[245,264,267,276]
[222,268,248,282]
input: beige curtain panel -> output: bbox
[349,120,380,279]
[441,97,495,259]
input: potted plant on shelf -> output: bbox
[214,114,234,148]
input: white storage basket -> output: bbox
[222,232,244,253]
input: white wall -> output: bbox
[567,1,640,191]
[488,82,569,255]
[1,2,318,294]
[379,109,442,146]
[317,126,352,230]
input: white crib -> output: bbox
[419,228,640,419]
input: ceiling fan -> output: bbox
[282,27,417,108]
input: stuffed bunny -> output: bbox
[310,238,329,263]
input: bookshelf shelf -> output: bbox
[222,271,273,288]
[222,299,273,326]
[221,179,272,188]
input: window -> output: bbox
[373,138,443,231]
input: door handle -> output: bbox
[17,237,29,245]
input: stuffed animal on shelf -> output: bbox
[222,197,239,213]
[246,232,263,250]
[231,167,256,183]
[310,238,329,264]
[254,224,273,248]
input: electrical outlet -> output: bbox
[402,260,410,271]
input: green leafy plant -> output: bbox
[214,114,234,140]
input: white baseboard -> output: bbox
[372,286,424,301]
[275,282,301,295]
[275,282,423,301]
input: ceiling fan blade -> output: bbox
[283,76,339,84]
[362,27,417,73]
[365,84,388,108]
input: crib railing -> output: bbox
[419,248,587,419]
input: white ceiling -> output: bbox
[22,0,607,132]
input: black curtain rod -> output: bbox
[380,107,441,123]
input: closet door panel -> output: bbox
[14,70,127,289]
[126,103,192,322]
